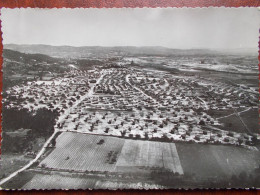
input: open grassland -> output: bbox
[239,108,259,134]
[219,114,247,133]
[218,108,258,134]
[175,143,260,178]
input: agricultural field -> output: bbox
[175,143,260,179]
[22,172,163,190]
[39,132,260,180]
[116,140,183,174]
[39,132,183,174]
[4,136,259,189]
[39,132,125,172]
[22,173,99,190]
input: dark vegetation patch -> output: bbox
[2,49,69,91]
[3,49,59,63]
[206,109,234,118]
[218,114,247,134]
[75,59,104,70]
[175,142,260,188]
[239,108,259,134]
[216,108,258,134]
[2,107,59,153]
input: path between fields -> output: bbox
[216,107,253,134]
[234,109,252,134]
[216,107,251,120]
[0,71,106,187]
[125,74,164,107]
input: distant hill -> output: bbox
[4,44,224,59]
[3,49,60,63]
[2,49,68,79]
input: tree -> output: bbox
[251,136,258,145]
[238,138,243,145]
[104,128,109,133]
[121,131,126,137]
[144,132,149,140]
[159,124,164,128]
[199,120,205,126]
[162,133,168,141]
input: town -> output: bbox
[1,46,259,189]
[3,66,258,147]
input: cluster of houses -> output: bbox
[3,70,101,112]
[55,68,256,148]
[129,71,258,112]
[4,67,257,148]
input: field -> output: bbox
[175,143,260,178]
[1,133,259,189]
[116,140,183,174]
[39,132,125,172]
[22,172,162,190]
[18,132,260,189]
[22,173,98,189]
[218,108,258,134]
[39,132,183,174]
[240,108,259,133]
[7,138,258,189]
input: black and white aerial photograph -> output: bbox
[0,7,259,189]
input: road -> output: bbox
[216,107,251,120]
[234,109,252,134]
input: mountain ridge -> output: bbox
[4,44,257,59]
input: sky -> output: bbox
[1,8,260,49]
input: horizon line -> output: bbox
[3,43,258,51]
